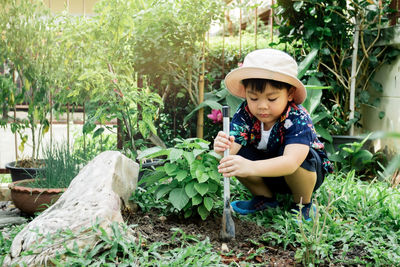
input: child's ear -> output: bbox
[287,87,296,101]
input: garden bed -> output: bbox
[124,208,297,266]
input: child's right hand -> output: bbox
[213,131,234,155]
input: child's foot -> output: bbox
[291,202,316,222]
[231,196,278,215]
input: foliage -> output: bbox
[50,2,164,159]
[0,73,24,130]
[247,171,400,265]
[26,142,84,189]
[137,138,223,220]
[0,173,11,183]
[370,131,400,185]
[0,0,59,162]
[276,0,400,135]
[160,34,284,145]
[72,131,118,163]
[20,131,117,189]
[130,0,222,102]
[0,224,25,265]
[1,222,223,266]
[329,134,386,178]
[3,171,400,265]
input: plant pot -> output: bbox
[331,135,372,151]
[138,159,165,187]
[8,179,65,216]
[5,161,44,182]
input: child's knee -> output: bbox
[284,167,317,195]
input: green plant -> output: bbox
[49,2,164,159]
[137,138,223,220]
[294,198,334,266]
[276,0,400,135]
[0,73,24,131]
[26,142,85,189]
[72,131,118,163]
[0,0,59,163]
[329,134,385,178]
[0,224,26,265]
[252,171,400,265]
[0,174,11,183]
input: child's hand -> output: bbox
[213,131,234,155]
[218,155,250,178]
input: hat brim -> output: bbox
[224,67,307,105]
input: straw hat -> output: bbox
[224,49,306,104]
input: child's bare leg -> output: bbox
[236,176,274,198]
[284,167,316,204]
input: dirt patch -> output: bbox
[124,209,298,266]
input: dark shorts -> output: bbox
[237,145,325,195]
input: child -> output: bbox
[213,49,334,221]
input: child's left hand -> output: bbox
[218,155,251,178]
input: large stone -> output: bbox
[3,151,139,266]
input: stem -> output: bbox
[320,61,348,89]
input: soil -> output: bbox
[12,159,45,168]
[124,209,298,266]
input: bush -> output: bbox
[137,138,223,220]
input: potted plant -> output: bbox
[1,0,58,180]
[8,142,86,216]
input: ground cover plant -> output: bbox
[0,174,11,183]
[2,170,400,266]
[1,0,400,266]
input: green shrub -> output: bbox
[137,138,222,220]
[158,34,292,144]
[329,134,386,179]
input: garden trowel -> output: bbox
[220,106,235,241]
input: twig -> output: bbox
[320,62,349,90]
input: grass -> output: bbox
[247,171,400,266]
[1,171,400,266]
[0,174,11,183]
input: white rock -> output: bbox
[4,151,139,266]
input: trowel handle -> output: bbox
[222,106,230,158]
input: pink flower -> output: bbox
[238,62,243,67]
[207,109,222,124]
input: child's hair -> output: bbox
[242,78,292,94]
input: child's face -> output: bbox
[245,83,294,130]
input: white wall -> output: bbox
[362,27,400,155]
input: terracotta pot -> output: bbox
[8,179,66,216]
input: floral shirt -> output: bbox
[230,101,334,174]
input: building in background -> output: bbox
[43,0,98,15]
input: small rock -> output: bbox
[158,215,167,222]
[221,243,229,253]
